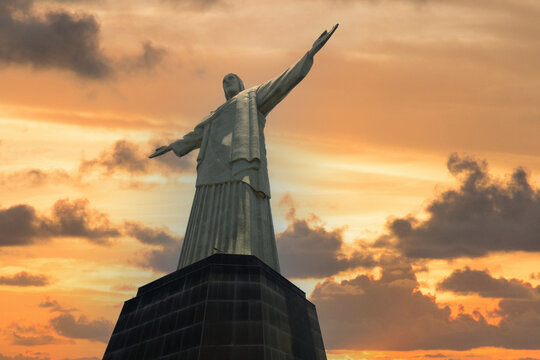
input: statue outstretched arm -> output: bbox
[149,121,205,159]
[256,24,338,115]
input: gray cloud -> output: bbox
[0,197,182,272]
[0,169,71,188]
[0,271,50,286]
[312,256,498,350]
[46,198,120,244]
[311,256,540,351]
[438,267,538,299]
[0,0,112,78]
[0,198,121,246]
[131,41,167,71]
[0,353,51,360]
[378,154,540,259]
[39,297,76,313]
[49,312,113,343]
[125,221,182,273]
[276,203,376,278]
[10,333,64,346]
[79,139,194,176]
[6,323,72,347]
[0,204,45,246]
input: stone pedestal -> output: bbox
[103,254,327,360]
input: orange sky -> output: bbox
[1,0,540,359]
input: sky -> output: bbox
[1,0,540,359]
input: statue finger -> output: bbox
[328,24,339,37]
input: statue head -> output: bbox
[223,73,245,100]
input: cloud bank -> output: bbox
[378,154,540,259]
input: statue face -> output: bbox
[223,74,242,99]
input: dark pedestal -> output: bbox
[103,254,327,360]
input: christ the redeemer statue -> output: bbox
[150,25,338,273]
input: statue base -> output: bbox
[102,254,327,360]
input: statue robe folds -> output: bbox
[171,53,313,272]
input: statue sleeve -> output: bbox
[169,120,206,157]
[255,52,314,116]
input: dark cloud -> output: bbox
[34,298,113,343]
[79,140,148,175]
[46,198,120,244]
[49,312,113,343]
[311,255,540,350]
[276,202,376,278]
[6,323,72,347]
[79,139,194,176]
[0,204,45,246]
[10,333,64,346]
[0,0,112,78]
[0,353,51,360]
[131,41,167,70]
[125,222,182,273]
[0,198,121,246]
[39,297,75,313]
[495,298,540,349]
[311,256,498,350]
[438,267,538,299]
[0,271,50,286]
[0,197,182,272]
[0,0,32,14]
[0,169,71,188]
[378,154,540,259]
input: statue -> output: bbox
[150,25,339,272]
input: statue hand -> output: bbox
[149,145,171,158]
[309,24,339,57]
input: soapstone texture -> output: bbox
[171,54,312,272]
[149,25,338,272]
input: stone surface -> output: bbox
[149,25,338,272]
[103,254,327,360]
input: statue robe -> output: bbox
[171,52,313,272]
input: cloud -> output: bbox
[0,353,51,360]
[39,297,76,313]
[10,333,64,346]
[311,256,499,351]
[438,267,538,299]
[0,169,71,188]
[79,139,194,176]
[130,41,167,71]
[0,198,121,246]
[495,298,540,349]
[311,255,540,351]
[0,0,112,78]
[0,197,182,271]
[46,198,120,244]
[378,154,540,259]
[0,271,50,286]
[125,222,182,273]
[0,204,46,246]
[49,312,113,343]
[5,323,72,347]
[160,0,221,10]
[276,199,376,278]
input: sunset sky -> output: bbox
[1,0,540,359]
